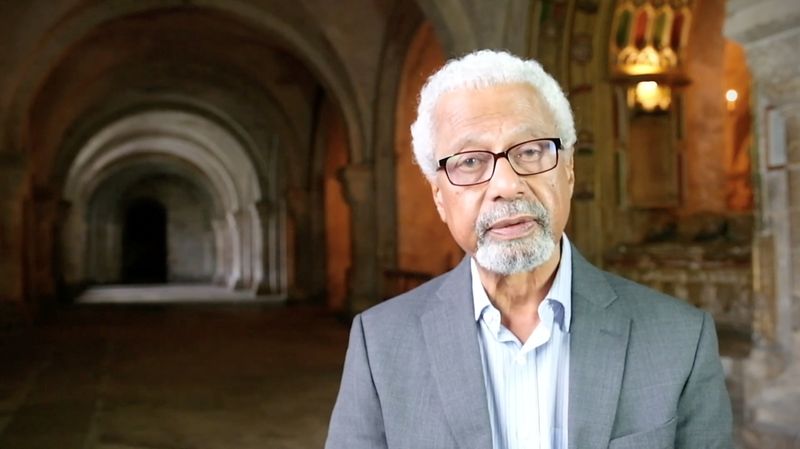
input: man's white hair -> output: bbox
[410,49,576,180]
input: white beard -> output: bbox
[474,199,556,275]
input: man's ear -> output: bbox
[564,149,575,197]
[430,181,448,223]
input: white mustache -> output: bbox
[475,199,550,240]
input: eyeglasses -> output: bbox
[436,138,563,186]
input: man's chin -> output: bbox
[474,237,555,276]
[474,257,540,277]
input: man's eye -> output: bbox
[461,157,481,167]
[517,147,543,160]
[454,155,486,171]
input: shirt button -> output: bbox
[515,355,526,365]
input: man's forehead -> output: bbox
[450,124,554,149]
[433,84,555,123]
[428,83,561,156]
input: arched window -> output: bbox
[611,0,691,78]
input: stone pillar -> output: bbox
[0,157,27,324]
[85,206,120,284]
[726,0,800,360]
[251,199,286,296]
[339,163,379,313]
[110,219,122,282]
[225,211,242,289]
[725,1,800,444]
[250,201,266,294]
[97,220,121,283]
[23,188,62,303]
[273,199,288,295]
[285,187,326,300]
[60,201,83,287]
[86,213,102,282]
[234,207,253,290]
[211,218,228,285]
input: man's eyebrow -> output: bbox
[509,123,552,139]
[447,124,553,153]
[448,135,486,152]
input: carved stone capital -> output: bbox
[338,163,374,206]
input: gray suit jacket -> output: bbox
[325,247,733,449]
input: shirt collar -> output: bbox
[471,234,573,332]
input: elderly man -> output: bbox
[325,50,732,449]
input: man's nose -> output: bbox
[487,157,524,198]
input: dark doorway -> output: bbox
[122,198,168,283]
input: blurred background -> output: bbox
[0,0,798,447]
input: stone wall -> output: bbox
[605,242,753,336]
[0,158,26,308]
[125,176,215,283]
[725,0,800,445]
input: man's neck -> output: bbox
[476,243,562,342]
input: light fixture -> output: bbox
[725,89,738,111]
[627,81,672,112]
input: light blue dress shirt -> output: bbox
[471,235,572,449]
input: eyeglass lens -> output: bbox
[444,139,557,186]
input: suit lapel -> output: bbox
[421,257,492,449]
[568,248,631,449]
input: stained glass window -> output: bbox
[611,0,692,77]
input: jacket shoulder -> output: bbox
[360,267,451,324]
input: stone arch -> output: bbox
[45,84,297,214]
[74,155,221,288]
[63,111,258,207]
[1,1,366,168]
[413,0,478,56]
[60,109,286,297]
[7,3,366,306]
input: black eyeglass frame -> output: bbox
[436,137,563,186]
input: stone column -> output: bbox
[92,219,120,283]
[251,199,287,296]
[211,218,228,285]
[234,208,253,290]
[726,0,800,360]
[273,200,289,295]
[24,188,62,303]
[339,163,379,313]
[248,201,270,294]
[0,157,27,324]
[85,203,120,284]
[225,211,242,289]
[107,219,122,282]
[86,214,104,282]
[725,1,800,444]
[60,201,83,288]
[287,186,327,301]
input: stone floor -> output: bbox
[0,293,349,449]
[740,331,800,448]
[76,285,276,304]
